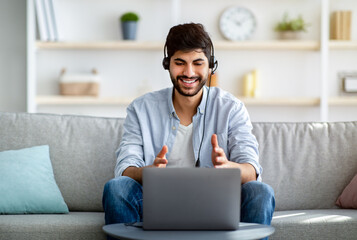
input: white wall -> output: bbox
[0,0,27,112]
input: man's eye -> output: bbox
[194,62,203,66]
[175,62,184,66]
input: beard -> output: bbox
[170,73,208,97]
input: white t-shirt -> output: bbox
[167,123,195,168]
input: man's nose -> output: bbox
[183,64,195,77]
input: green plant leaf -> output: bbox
[274,13,309,32]
[120,12,139,22]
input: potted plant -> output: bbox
[275,13,310,40]
[120,12,140,40]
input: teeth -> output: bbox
[182,79,196,84]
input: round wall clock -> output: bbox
[219,6,257,41]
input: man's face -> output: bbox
[169,49,210,97]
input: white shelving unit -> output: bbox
[27,0,36,113]
[34,40,323,109]
[27,0,357,121]
[320,0,330,121]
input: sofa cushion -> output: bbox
[336,174,357,209]
[0,212,106,240]
[0,145,68,214]
[0,112,124,212]
[253,122,357,211]
[271,209,357,240]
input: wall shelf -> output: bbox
[36,95,321,107]
[214,40,320,51]
[329,40,357,50]
[36,40,320,51]
[38,96,357,107]
[36,95,135,105]
[329,96,357,106]
[36,41,164,50]
[238,97,320,106]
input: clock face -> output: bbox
[219,6,256,41]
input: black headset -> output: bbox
[162,39,218,74]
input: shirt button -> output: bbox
[172,126,176,130]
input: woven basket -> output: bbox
[59,82,99,96]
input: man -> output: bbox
[103,23,275,229]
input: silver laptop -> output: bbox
[142,168,241,230]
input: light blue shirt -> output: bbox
[115,86,262,181]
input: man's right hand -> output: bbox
[151,145,168,168]
[123,146,168,184]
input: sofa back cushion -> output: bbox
[252,122,357,211]
[2,112,356,212]
[0,112,123,212]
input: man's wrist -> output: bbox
[123,166,144,184]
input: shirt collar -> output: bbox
[167,87,176,119]
[167,86,208,118]
[197,86,208,115]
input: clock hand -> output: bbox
[239,17,250,24]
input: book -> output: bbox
[342,11,352,40]
[34,0,49,41]
[336,11,341,39]
[43,0,55,41]
[331,11,352,40]
[48,0,60,41]
[346,11,352,40]
[330,12,336,39]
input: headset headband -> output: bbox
[162,39,218,74]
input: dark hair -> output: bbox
[165,23,212,61]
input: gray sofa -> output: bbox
[0,112,356,240]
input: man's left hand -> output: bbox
[211,134,234,168]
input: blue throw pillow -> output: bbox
[0,145,69,214]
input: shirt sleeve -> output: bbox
[228,101,262,181]
[114,103,146,177]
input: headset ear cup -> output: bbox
[162,57,170,70]
[210,56,218,74]
[209,56,214,69]
[210,56,218,69]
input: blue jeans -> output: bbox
[103,176,275,239]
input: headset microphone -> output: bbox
[195,72,213,167]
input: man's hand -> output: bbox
[211,134,233,168]
[150,145,168,168]
[211,134,257,183]
[123,145,168,184]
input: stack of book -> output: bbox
[35,0,59,42]
[330,11,352,40]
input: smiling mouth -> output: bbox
[178,77,199,84]
[182,79,197,84]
